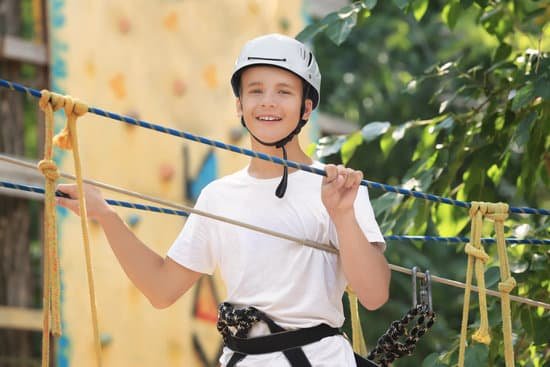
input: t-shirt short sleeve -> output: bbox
[167,190,219,275]
[329,185,386,251]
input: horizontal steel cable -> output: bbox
[2,155,549,247]
[1,179,548,310]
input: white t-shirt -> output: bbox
[167,161,385,366]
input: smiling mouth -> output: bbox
[256,115,282,122]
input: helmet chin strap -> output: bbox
[240,101,307,199]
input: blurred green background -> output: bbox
[300,1,549,365]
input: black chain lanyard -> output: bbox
[367,267,436,366]
[367,303,436,366]
[217,302,265,342]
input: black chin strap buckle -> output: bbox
[275,145,288,198]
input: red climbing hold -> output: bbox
[159,163,175,182]
[173,79,187,97]
[118,17,131,34]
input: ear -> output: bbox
[301,99,314,120]
[236,98,243,118]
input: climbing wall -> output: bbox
[48,1,306,366]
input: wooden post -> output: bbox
[0,0,49,364]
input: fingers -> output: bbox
[57,183,77,198]
[324,164,338,184]
[55,195,79,214]
[324,164,363,189]
[55,183,80,213]
[349,170,363,188]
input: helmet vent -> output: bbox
[307,52,313,67]
[247,56,287,62]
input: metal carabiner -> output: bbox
[420,270,433,311]
[411,266,433,311]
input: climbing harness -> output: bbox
[217,302,340,367]
[217,302,379,367]
[367,267,436,367]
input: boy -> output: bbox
[57,34,390,366]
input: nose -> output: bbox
[260,91,276,107]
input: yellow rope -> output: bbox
[32,0,43,42]
[37,90,63,367]
[486,203,515,367]
[458,202,517,366]
[458,202,491,366]
[53,95,103,367]
[347,290,368,356]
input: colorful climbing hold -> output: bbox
[163,11,178,31]
[159,163,175,182]
[100,332,113,347]
[172,78,186,97]
[279,17,290,32]
[109,73,126,100]
[126,213,141,228]
[124,109,140,126]
[85,59,95,78]
[118,16,131,34]
[229,126,246,143]
[202,65,218,89]
[247,0,259,16]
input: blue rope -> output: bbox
[384,235,550,245]
[1,180,188,217]
[1,78,549,216]
[1,180,548,245]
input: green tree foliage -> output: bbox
[298,0,549,365]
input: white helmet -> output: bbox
[231,34,321,109]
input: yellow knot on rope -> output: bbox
[485,202,509,223]
[53,96,88,150]
[472,329,492,345]
[469,201,488,217]
[37,160,60,181]
[464,243,489,263]
[498,277,516,293]
[38,90,50,110]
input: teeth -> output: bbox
[258,116,280,121]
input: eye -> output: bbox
[249,89,262,94]
[278,90,291,95]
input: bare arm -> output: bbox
[322,165,390,310]
[56,184,201,309]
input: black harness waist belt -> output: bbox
[225,323,340,355]
[217,302,378,366]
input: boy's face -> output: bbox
[236,65,313,144]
